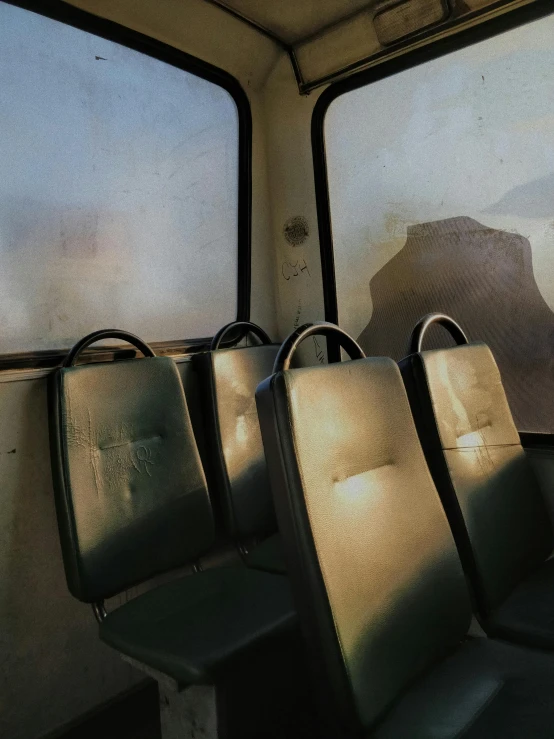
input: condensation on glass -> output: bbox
[0,3,238,353]
[325,13,554,432]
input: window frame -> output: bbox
[0,0,252,369]
[311,0,554,363]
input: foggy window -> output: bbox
[0,3,239,353]
[326,13,554,432]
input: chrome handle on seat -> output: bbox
[210,321,272,350]
[408,313,469,355]
[274,321,365,372]
[64,329,156,367]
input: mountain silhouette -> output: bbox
[357,216,554,432]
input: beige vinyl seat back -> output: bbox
[399,313,553,617]
[256,323,471,733]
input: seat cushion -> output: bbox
[489,556,554,649]
[244,533,286,574]
[373,638,554,738]
[99,566,296,685]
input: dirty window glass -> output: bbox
[326,13,554,432]
[0,3,238,353]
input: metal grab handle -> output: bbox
[274,322,365,373]
[408,313,469,355]
[210,321,272,350]
[63,329,156,367]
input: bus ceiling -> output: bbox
[66,0,551,93]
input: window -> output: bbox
[0,2,240,355]
[325,12,554,433]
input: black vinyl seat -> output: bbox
[399,313,554,650]
[48,330,295,687]
[372,638,554,739]
[256,322,554,738]
[194,321,285,574]
[99,566,293,685]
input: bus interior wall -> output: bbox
[3,0,554,737]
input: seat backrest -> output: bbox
[256,351,471,733]
[195,343,279,539]
[49,347,214,603]
[400,338,553,614]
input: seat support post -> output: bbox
[121,654,219,738]
[159,684,218,739]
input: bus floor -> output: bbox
[55,681,161,739]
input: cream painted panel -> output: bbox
[250,99,279,338]
[262,53,327,363]
[0,373,142,739]
[215,0,376,44]
[296,13,380,84]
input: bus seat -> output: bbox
[48,330,295,688]
[194,321,285,574]
[400,313,554,650]
[98,566,293,685]
[256,322,554,737]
